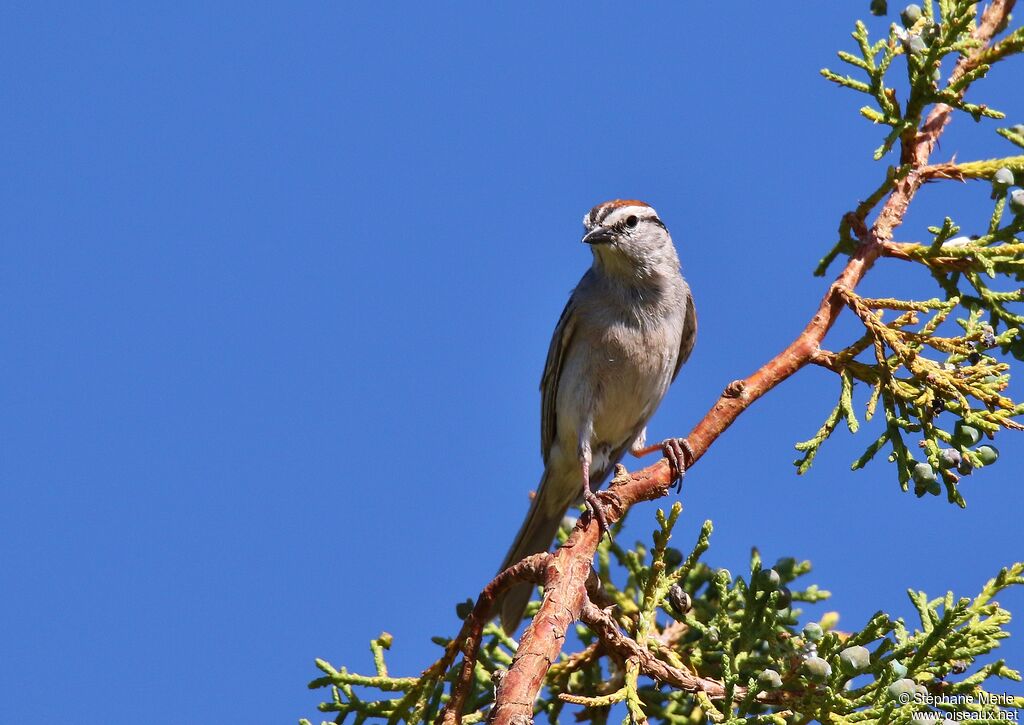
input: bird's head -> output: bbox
[582,200,678,279]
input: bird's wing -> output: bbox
[540,294,578,461]
[671,286,697,382]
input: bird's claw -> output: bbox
[661,438,694,493]
[583,490,614,541]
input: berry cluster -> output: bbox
[911,420,1000,497]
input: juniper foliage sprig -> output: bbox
[795,288,1024,506]
[822,0,1003,160]
[302,507,1023,725]
[798,2,1024,504]
[998,125,1024,149]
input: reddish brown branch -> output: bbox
[685,0,1015,470]
[920,161,968,182]
[579,601,732,699]
[576,602,800,709]
[436,553,549,725]
[481,4,1016,723]
[488,465,674,725]
[879,240,977,270]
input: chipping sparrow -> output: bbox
[497,199,697,634]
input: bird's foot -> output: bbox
[661,438,694,493]
[583,488,615,541]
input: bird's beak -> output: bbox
[582,226,614,245]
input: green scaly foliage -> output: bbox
[303,508,1023,724]
[803,0,1024,507]
[302,3,1024,723]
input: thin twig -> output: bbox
[437,553,549,725]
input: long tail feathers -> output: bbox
[496,471,567,636]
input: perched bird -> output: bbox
[497,199,697,634]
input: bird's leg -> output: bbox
[578,443,611,539]
[632,437,694,493]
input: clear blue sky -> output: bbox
[2,4,1022,723]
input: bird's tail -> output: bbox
[495,469,568,636]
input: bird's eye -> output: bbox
[625,215,639,228]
